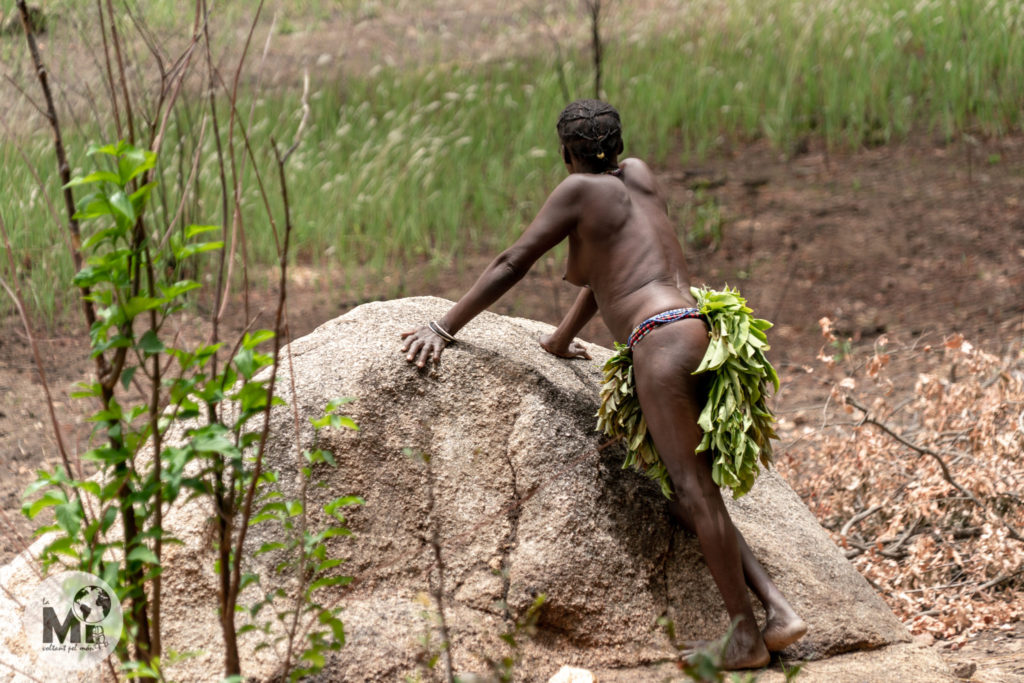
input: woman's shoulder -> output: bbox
[619,157,656,185]
[620,157,653,173]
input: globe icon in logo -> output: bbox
[71,585,112,624]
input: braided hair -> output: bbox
[556,99,622,170]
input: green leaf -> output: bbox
[161,279,202,300]
[119,365,138,390]
[233,345,258,378]
[101,505,118,533]
[55,500,83,536]
[255,502,288,517]
[129,181,158,213]
[123,296,162,321]
[317,558,344,572]
[127,545,160,565]
[72,480,101,497]
[325,397,356,412]
[185,224,220,239]
[43,536,79,559]
[119,146,157,184]
[255,542,287,556]
[65,170,122,188]
[23,490,67,519]
[73,265,107,288]
[109,189,136,224]
[189,425,237,454]
[329,415,359,431]
[324,496,364,516]
[176,240,223,260]
[87,141,123,157]
[233,381,269,413]
[139,329,165,355]
[239,572,260,591]
[242,329,275,349]
[307,575,353,595]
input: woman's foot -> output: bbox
[682,624,771,670]
[762,607,807,652]
[722,632,771,670]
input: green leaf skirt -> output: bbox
[596,286,779,499]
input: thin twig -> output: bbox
[530,7,572,102]
[845,396,1024,543]
[583,0,605,99]
[224,36,296,671]
[280,70,310,163]
[281,317,309,675]
[95,0,124,139]
[2,74,49,120]
[0,580,25,610]
[158,114,208,249]
[16,0,101,340]
[973,568,1024,594]
[884,515,921,556]
[221,0,267,327]
[0,659,46,683]
[839,504,882,538]
[104,0,137,144]
[1,213,92,529]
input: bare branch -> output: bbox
[845,395,1024,543]
[16,0,102,351]
[839,504,882,538]
[280,70,310,164]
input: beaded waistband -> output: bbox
[626,307,703,348]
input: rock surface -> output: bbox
[0,297,953,681]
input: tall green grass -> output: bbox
[2,0,1023,325]
[621,0,1024,153]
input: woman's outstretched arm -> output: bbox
[402,175,585,367]
[539,286,597,359]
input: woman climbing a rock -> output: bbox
[400,99,806,669]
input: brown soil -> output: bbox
[2,1,1023,679]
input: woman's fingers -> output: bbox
[539,335,592,360]
[416,341,431,367]
[569,341,592,360]
[401,327,446,367]
[405,337,423,361]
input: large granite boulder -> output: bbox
[0,297,951,681]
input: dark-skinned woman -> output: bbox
[401,99,806,669]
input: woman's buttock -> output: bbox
[630,317,710,379]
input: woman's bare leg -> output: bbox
[633,320,769,670]
[668,498,807,651]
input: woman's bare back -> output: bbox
[564,158,698,342]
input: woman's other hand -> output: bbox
[539,333,592,360]
[401,326,448,368]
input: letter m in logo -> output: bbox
[42,607,80,643]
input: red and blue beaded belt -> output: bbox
[626,307,704,348]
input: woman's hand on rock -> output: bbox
[401,326,447,368]
[539,333,591,360]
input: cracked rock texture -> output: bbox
[0,297,953,681]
